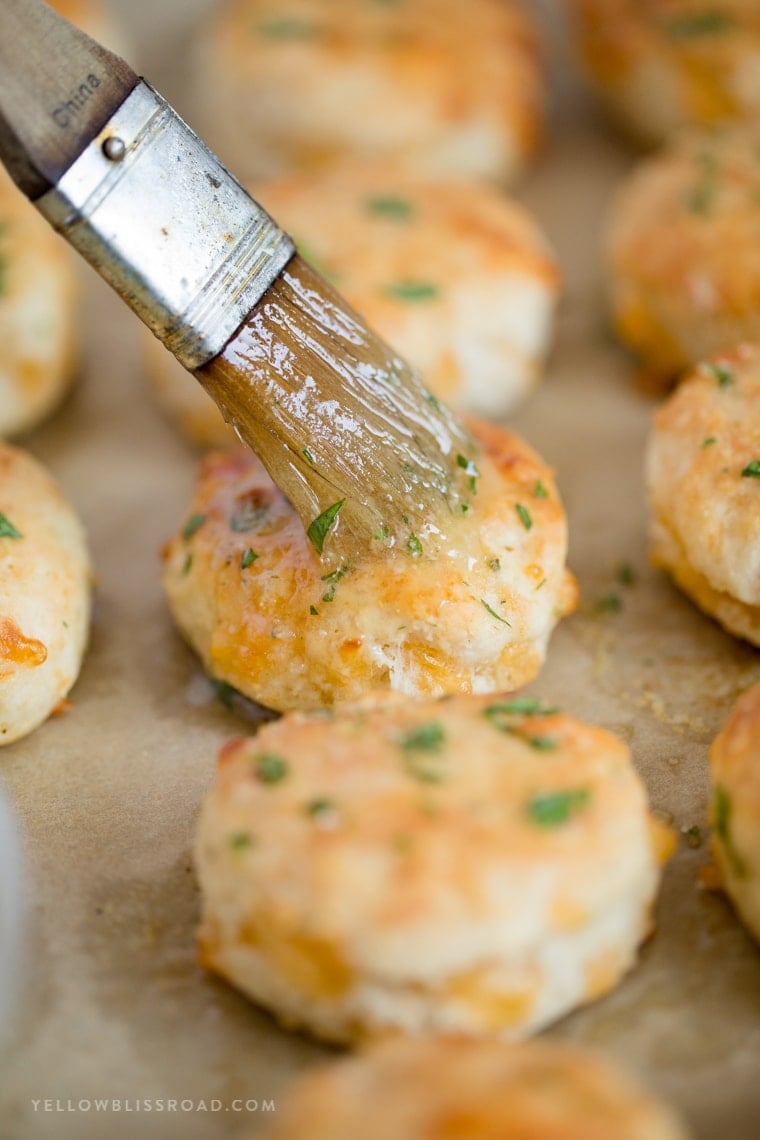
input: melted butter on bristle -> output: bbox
[196,256,478,565]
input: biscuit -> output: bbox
[195,692,669,1044]
[144,167,559,446]
[605,127,760,389]
[709,680,760,944]
[189,0,545,185]
[162,417,577,711]
[646,344,760,645]
[259,1037,690,1140]
[0,443,91,745]
[569,0,760,146]
[0,169,77,437]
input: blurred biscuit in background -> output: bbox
[568,0,760,146]
[188,0,545,185]
[144,167,559,447]
[0,170,78,438]
[709,680,760,946]
[605,127,760,390]
[646,344,760,646]
[0,442,91,745]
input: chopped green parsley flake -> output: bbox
[616,561,636,587]
[228,832,254,851]
[488,557,501,571]
[457,453,480,493]
[384,280,439,302]
[321,565,349,583]
[399,722,446,753]
[407,533,423,556]
[230,496,270,533]
[241,547,259,569]
[481,599,511,626]
[662,10,736,38]
[257,16,320,39]
[714,786,747,877]
[700,436,717,449]
[399,723,447,784]
[305,797,337,820]
[527,788,591,827]
[684,825,703,849]
[374,524,390,542]
[309,605,319,615]
[741,459,760,478]
[307,499,345,553]
[181,513,206,541]
[594,592,623,614]
[485,697,558,718]
[365,194,414,220]
[211,680,237,709]
[515,503,533,530]
[0,512,23,539]
[533,479,548,499]
[303,447,315,465]
[484,703,559,750]
[703,361,733,387]
[254,754,289,784]
[685,177,716,215]
[426,392,443,411]
[182,552,193,576]
[517,734,558,751]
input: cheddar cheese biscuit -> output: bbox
[709,680,760,943]
[260,1036,690,1139]
[570,1,760,146]
[605,127,760,389]
[145,167,559,446]
[646,344,760,644]
[189,0,545,184]
[162,417,577,711]
[0,443,91,744]
[195,692,668,1043]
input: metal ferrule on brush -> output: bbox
[36,81,295,371]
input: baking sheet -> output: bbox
[1,2,759,1137]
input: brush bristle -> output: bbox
[197,255,478,561]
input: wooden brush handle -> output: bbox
[0,0,136,198]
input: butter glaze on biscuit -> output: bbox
[162,417,577,711]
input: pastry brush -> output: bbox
[0,0,478,562]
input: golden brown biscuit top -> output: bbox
[649,344,760,602]
[607,128,760,311]
[260,1035,689,1140]
[710,680,760,815]
[207,691,652,934]
[253,167,558,325]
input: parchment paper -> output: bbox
[1,2,758,1137]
